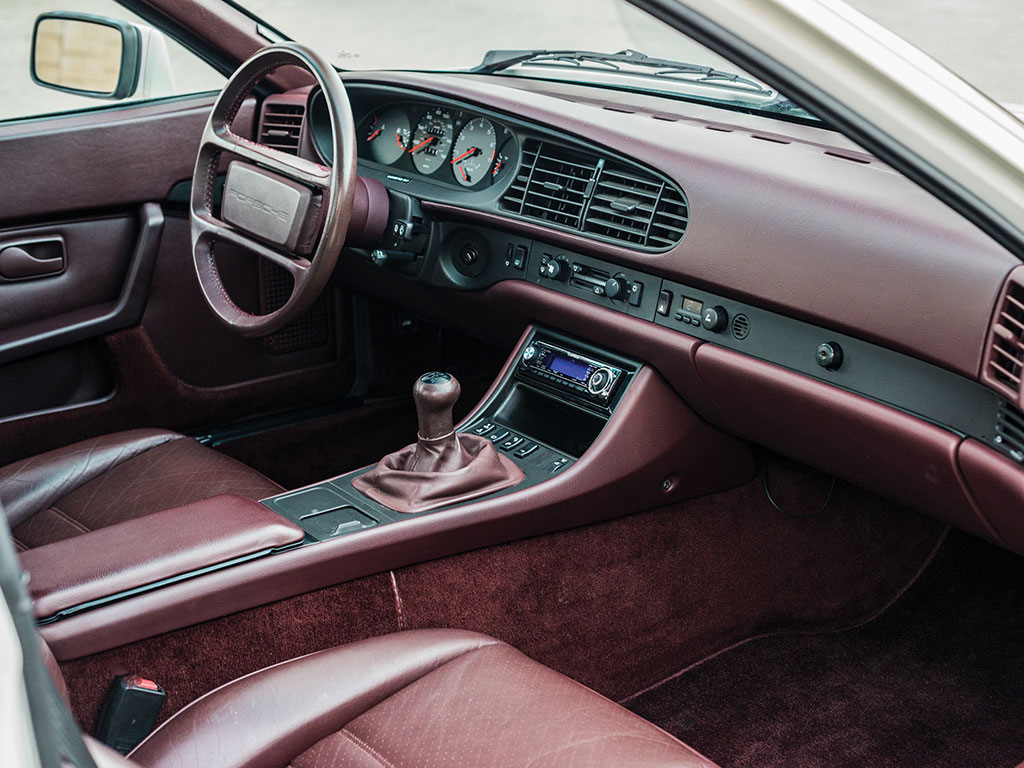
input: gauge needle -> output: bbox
[408,137,435,154]
[367,128,382,141]
[395,132,404,147]
[450,147,479,165]
[459,166,469,182]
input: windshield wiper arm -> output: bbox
[472,48,768,93]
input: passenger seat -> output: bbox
[79,629,718,768]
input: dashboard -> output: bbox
[304,84,690,254]
[260,71,1024,552]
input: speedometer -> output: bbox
[409,107,454,175]
[450,117,497,187]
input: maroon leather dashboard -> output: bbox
[339,71,1017,380]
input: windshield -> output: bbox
[242,0,812,119]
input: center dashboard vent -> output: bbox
[501,138,688,250]
[983,269,1024,402]
[258,101,305,155]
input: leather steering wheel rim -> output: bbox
[189,43,356,337]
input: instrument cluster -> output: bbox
[310,91,519,191]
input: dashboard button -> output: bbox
[513,442,539,458]
[657,290,673,316]
[628,281,644,307]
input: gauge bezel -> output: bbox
[312,92,519,193]
[450,116,498,188]
[365,107,411,166]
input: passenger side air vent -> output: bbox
[258,101,305,155]
[982,269,1024,402]
[501,139,688,250]
[995,401,1024,463]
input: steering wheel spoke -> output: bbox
[189,42,356,338]
[196,213,311,277]
[206,128,331,190]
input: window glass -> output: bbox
[839,0,1023,106]
[2,0,225,122]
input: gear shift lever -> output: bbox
[415,372,459,441]
[408,373,470,473]
[352,372,524,513]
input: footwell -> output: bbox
[627,531,1024,768]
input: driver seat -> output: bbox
[1,429,282,552]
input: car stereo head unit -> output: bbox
[516,340,623,405]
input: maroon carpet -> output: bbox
[59,459,944,732]
[627,531,1024,768]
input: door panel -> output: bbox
[0,95,354,457]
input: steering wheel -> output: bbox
[190,43,356,337]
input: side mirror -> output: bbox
[30,12,178,102]
[31,12,143,99]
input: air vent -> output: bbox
[995,401,1024,463]
[501,139,688,250]
[583,163,661,246]
[731,314,750,340]
[259,101,305,155]
[503,140,598,229]
[983,270,1024,402]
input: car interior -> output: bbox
[2,1,1023,767]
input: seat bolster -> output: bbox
[129,630,503,768]
[0,430,183,528]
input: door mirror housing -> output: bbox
[31,12,142,99]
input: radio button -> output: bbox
[487,429,510,442]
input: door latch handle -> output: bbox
[0,236,66,281]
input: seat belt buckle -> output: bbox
[94,674,165,754]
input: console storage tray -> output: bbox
[20,494,303,621]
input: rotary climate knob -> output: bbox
[539,259,567,281]
[604,274,631,301]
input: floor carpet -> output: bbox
[627,531,1024,768]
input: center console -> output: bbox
[34,325,753,659]
[264,328,639,540]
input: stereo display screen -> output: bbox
[546,353,590,382]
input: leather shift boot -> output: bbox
[353,433,524,514]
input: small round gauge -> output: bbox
[409,107,454,175]
[450,117,498,187]
[490,136,519,183]
[365,108,411,165]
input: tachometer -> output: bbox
[365,108,410,165]
[450,117,497,187]
[409,107,454,175]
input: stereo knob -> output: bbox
[701,305,728,333]
[604,274,631,301]
[522,345,538,362]
[539,259,567,281]
[587,367,614,395]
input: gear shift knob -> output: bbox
[414,372,461,441]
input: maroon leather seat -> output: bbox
[1,429,282,552]
[113,629,717,768]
